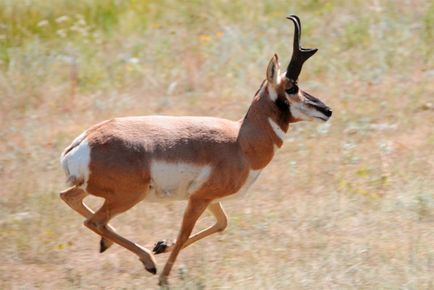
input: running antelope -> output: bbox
[60,15,332,285]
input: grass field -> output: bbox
[0,0,433,289]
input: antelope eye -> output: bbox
[286,85,298,95]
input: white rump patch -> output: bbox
[60,132,91,189]
[147,160,211,201]
[268,117,287,142]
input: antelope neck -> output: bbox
[238,84,289,170]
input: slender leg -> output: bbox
[153,202,228,254]
[84,199,157,274]
[159,197,210,285]
[60,187,114,252]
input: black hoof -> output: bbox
[146,267,157,275]
[139,259,157,275]
[99,238,110,253]
[153,240,168,254]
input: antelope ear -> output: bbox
[266,54,280,86]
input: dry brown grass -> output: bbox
[0,0,433,289]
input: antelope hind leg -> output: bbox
[84,198,157,275]
[60,187,114,252]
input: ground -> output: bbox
[0,0,433,289]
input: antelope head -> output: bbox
[266,15,332,122]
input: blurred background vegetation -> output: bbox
[0,0,433,289]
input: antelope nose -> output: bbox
[324,108,332,117]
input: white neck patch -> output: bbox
[268,117,287,143]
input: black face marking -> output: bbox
[275,96,290,123]
[317,106,332,117]
[276,97,289,111]
[285,84,299,95]
[303,91,325,106]
[302,91,332,117]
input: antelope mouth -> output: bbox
[316,116,329,122]
[315,107,332,122]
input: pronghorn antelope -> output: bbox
[60,15,332,285]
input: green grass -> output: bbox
[0,0,433,289]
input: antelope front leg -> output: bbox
[159,197,210,286]
[153,202,228,254]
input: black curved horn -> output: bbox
[285,15,318,81]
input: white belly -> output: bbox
[145,160,211,201]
